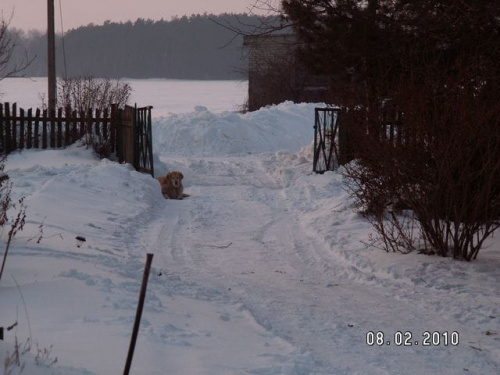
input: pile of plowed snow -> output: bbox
[152,102,323,157]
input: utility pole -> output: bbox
[47,0,56,111]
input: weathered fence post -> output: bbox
[34,108,41,149]
[26,108,33,149]
[42,109,48,149]
[123,253,154,375]
[64,106,71,145]
[4,103,12,153]
[95,108,101,138]
[56,107,63,148]
[19,108,25,150]
[11,103,17,151]
[85,108,93,145]
[102,107,109,141]
[120,105,135,166]
[49,108,56,148]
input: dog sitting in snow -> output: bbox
[156,171,189,200]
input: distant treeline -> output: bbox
[9,14,269,80]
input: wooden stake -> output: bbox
[123,253,153,375]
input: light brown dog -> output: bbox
[156,171,189,200]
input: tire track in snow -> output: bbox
[145,155,499,374]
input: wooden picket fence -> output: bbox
[0,102,154,176]
[0,102,118,153]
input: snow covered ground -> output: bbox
[0,77,248,117]
[0,81,499,374]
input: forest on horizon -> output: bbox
[8,13,267,80]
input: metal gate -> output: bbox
[115,105,154,177]
[133,105,154,177]
[313,107,341,173]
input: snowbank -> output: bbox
[152,102,320,157]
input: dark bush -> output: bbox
[342,63,500,260]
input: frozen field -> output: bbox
[0,77,248,116]
[0,79,499,374]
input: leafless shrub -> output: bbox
[34,342,57,367]
[401,73,500,260]
[0,156,27,281]
[0,13,33,85]
[3,336,29,374]
[54,76,131,159]
[57,76,131,112]
[342,64,500,260]
[343,141,424,254]
[91,137,113,159]
[3,337,57,374]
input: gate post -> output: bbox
[113,104,154,176]
[123,105,135,166]
[133,104,139,172]
[114,105,135,165]
[313,108,320,172]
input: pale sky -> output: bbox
[1,0,266,32]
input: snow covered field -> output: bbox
[0,77,248,117]
[0,80,499,374]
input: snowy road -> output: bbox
[1,102,498,374]
[140,154,500,374]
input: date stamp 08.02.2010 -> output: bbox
[366,331,460,347]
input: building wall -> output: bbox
[243,34,328,111]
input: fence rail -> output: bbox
[0,102,154,176]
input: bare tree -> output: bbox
[210,0,289,37]
[0,12,33,83]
